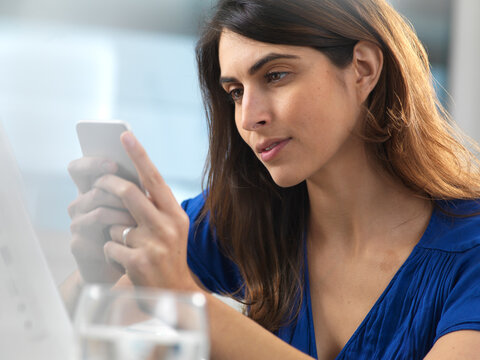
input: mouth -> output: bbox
[264,142,281,152]
[256,138,290,153]
[257,138,292,162]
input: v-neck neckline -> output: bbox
[303,206,438,359]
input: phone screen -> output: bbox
[76,120,141,188]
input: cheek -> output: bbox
[302,81,359,131]
[234,113,246,141]
[234,113,257,153]
[291,91,360,159]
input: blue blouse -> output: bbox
[183,194,480,359]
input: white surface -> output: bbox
[0,21,208,285]
[450,0,480,142]
[0,125,74,359]
[76,120,140,187]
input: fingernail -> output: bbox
[122,132,136,149]
[101,160,116,173]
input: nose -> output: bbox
[238,88,271,131]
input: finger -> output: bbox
[70,207,136,235]
[109,225,131,246]
[103,241,135,271]
[106,258,126,275]
[120,132,178,210]
[68,187,126,219]
[71,233,125,279]
[109,225,146,249]
[104,242,161,287]
[93,174,163,226]
[68,157,118,193]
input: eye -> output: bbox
[265,71,289,83]
[228,88,244,103]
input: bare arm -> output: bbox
[59,270,84,318]
[90,131,314,360]
[115,273,313,360]
[423,330,480,360]
[206,293,313,360]
[190,272,312,359]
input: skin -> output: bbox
[68,158,133,284]
[66,132,312,360]
[219,30,480,359]
[65,30,480,359]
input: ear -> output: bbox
[352,41,383,103]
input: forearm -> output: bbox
[63,270,311,358]
[59,270,85,318]
[205,293,314,360]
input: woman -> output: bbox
[66,0,480,358]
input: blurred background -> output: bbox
[0,0,478,284]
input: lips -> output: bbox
[256,138,291,162]
[256,138,290,153]
[264,142,281,151]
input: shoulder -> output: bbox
[425,330,480,360]
[419,199,480,253]
[181,192,244,295]
[181,192,212,244]
[181,192,207,221]
[415,201,480,343]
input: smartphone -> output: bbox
[76,120,141,188]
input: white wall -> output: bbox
[449,0,480,141]
[0,21,208,283]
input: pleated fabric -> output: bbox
[184,195,480,359]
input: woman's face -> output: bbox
[218,30,366,187]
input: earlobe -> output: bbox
[352,41,383,102]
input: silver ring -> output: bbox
[122,227,133,247]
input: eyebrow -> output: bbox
[219,53,300,85]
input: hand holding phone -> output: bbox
[70,120,140,283]
[76,120,141,188]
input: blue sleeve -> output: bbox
[181,193,244,297]
[435,245,480,341]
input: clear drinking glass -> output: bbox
[73,285,209,360]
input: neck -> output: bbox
[306,141,432,254]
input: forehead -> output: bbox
[218,30,306,73]
[219,30,280,52]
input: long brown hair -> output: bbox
[195,0,480,332]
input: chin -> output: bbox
[269,171,305,188]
